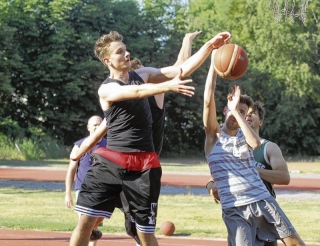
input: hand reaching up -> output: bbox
[227,85,241,112]
[209,31,232,49]
[184,30,202,42]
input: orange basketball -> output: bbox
[160,221,175,236]
[214,43,249,80]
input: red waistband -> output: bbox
[92,147,161,171]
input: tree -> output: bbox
[187,0,320,155]
[0,0,147,145]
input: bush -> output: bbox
[0,134,69,160]
[0,134,25,160]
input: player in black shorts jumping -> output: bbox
[69,30,231,246]
[70,31,202,246]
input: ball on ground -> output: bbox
[214,43,249,80]
[160,221,175,236]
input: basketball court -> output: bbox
[0,166,320,245]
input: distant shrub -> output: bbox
[0,134,69,160]
[0,134,25,160]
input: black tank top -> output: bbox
[102,72,154,152]
[148,96,165,156]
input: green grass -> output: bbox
[1,157,320,174]
[0,187,319,242]
[0,159,69,168]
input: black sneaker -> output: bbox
[90,229,102,241]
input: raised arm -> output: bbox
[70,118,108,161]
[173,31,202,66]
[154,31,202,108]
[203,51,221,157]
[227,86,261,149]
[179,31,231,78]
[257,142,290,185]
[137,31,231,84]
[65,145,79,208]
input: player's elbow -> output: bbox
[251,140,261,150]
[283,173,290,185]
[276,173,290,185]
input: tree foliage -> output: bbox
[187,0,320,155]
[0,0,319,156]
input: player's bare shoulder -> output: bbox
[266,141,282,155]
[98,82,121,101]
[98,82,120,111]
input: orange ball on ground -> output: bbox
[160,221,175,236]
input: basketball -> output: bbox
[214,43,249,80]
[160,221,175,236]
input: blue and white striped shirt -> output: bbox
[207,128,270,209]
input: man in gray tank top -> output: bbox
[208,102,292,245]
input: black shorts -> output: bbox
[75,147,162,234]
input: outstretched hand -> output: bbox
[184,30,202,41]
[227,85,241,112]
[168,68,195,97]
[209,31,232,49]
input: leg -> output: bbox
[118,192,141,245]
[88,240,98,246]
[69,214,97,246]
[222,206,258,246]
[122,165,162,246]
[256,198,305,246]
[72,155,123,246]
[124,212,141,245]
[281,232,305,246]
[88,217,104,246]
[93,217,104,229]
[136,231,158,246]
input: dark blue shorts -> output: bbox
[75,147,162,234]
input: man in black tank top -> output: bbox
[70,31,202,246]
[130,31,202,155]
[69,30,231,246]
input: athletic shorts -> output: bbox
[223,196,296,246]
[74,147,162,234]
[227,236,278,246]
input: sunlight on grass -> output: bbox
[0,188,319,242]
[1,158,319,174]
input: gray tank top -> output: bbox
[206,128,270,209]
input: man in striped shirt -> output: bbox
[202,50,305,246]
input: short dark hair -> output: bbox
[252,101,266,121]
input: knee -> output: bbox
[77,215,97,232]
